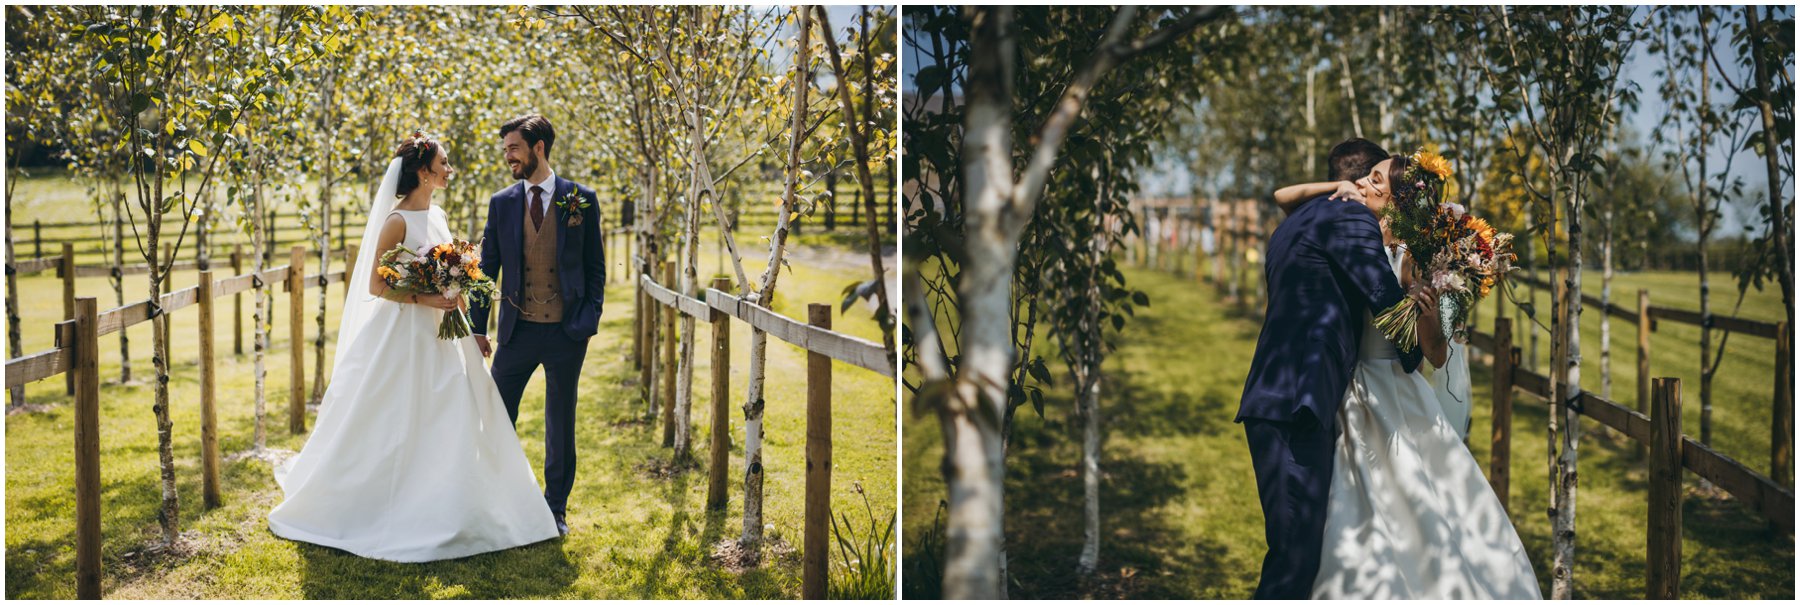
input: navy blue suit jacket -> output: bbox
[1236,196,1420,433]
[469,176,606,346]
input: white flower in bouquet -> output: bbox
[1430,270,1466,294]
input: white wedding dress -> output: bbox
[267,199,559,562]
[1395,245,1474,442]
[1311,251,1540,599]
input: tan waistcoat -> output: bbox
[519,205,563,323]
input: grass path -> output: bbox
[6,225,895,598]
[902,264,1792,599]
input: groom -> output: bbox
[471,114,606,536]
[1235,138,1422,598]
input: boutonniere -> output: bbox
[555,190,591,227]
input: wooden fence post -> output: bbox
[1774,322,1792,488]
[34,219,41,258]
[707,276,732,510]
[1491,317,1514,512]
[661,262,676,447]
[62,242,76,396]
[232,244,244,355]
[73,297,101,599]
[198,271,221,508]
[1647,377,1683,599]
[642,260,657,419]
[634,259,645,370]
[288,245,306,434]
[801,303,832,600]
[1637,289,1651,461]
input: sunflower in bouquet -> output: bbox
[1371,149,1516,352]
[375,239,497,340]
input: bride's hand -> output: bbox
[419,293,460,310]
[1329,180,1365,203]
[1411,287,1441,324]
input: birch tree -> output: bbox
[1648,6,1751,448]
[902,6,1228,598]
[1465,6,1644,597]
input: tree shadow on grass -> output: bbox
[295,536,579,599]
[999,361,1237,599]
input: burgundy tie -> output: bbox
[529,185,545,230]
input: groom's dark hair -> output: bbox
[1327,138,1389,182]
[500,114,556,160]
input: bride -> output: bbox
[1274,153,1540,598]
[267,134,560,562]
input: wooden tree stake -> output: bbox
[802,303,832,600]
[708,276,732,510]
[73,297,101,599]
[1648,377,1682,599]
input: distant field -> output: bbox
[6,171,893,269]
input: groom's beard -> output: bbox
[510,155,538,181]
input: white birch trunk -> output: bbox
[146,163,181,547]
[252,177,269,450]
[313,170,332,406]
[1600,207,1612,401]
[1696,62,1715,447]
[1336,48,1364,139]
[4,182,20,409]
[740,5,811,549]
[1549,174,1582,600]
[1077,366,1101,574]
[673,103,704,460]
[113,187,131,383]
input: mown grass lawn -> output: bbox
[6,199,896,599]
[901,262,1792,599]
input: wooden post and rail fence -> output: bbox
[4,245,346,599]
[1471,316,1792,598]
[631,254,893,600]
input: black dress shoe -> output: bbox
[554,514,570,537]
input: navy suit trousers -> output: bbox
[1243,416,1337,599]
[490,321,589,517]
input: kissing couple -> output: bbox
[1238,138,1540,599]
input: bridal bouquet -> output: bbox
[375,238,496,340]
[1372,149,1515,352]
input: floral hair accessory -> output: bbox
[1413,149,1454,180]
[408,130,437,155]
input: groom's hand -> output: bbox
[475,335,492,358]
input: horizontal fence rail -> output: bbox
[631,255,894,599]
[6,258,343,388]
[638,274,894,378]
[11,246,352,278]
[3,244,347,599]
[1506,272,1782,339]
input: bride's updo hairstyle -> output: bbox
[394,131,443,197]
[1385,154,1418,205]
